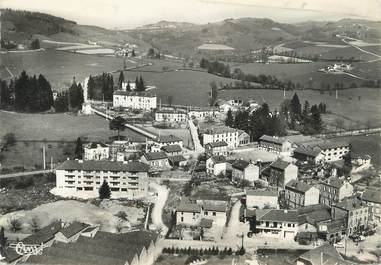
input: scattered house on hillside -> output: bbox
[361,189,381,222]
[199,123,239,148]
[84,142,110,161]
[258,135,292,154]
[285,180,320,208]
[206,155,226,176]
[245,189,279,209]
[152,135,183,151]
[319,177,353,206]
[331,197,369,235]
[113,91,157,110]
[231,159,259,185]
[254,209,298,239]
[55,160,150,199]
[155,109,187,124]
[161,144,182,156]
[266,159,298,189]
[141,152,169,168]
[238,130,250,146]
[205,141,228,158]
[294,244,351,265]
[168,155,187,168]
[293,146,323,164]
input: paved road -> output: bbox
[150,181,169,237]
[0,169,52,179]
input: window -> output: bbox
[204,212,208,216]
[213,212,216,216]
[181,217,184,222]
[288,223,291,227]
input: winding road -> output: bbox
[150,181,169,237]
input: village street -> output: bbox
[150,181,169,237]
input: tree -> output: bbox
[131,49,136,57]
[30,38,40,50]
[225,109,234,127]
[109,116,126,140]
[209,81,218,107]
[116,211,128,221]
[138,76,145,91]
[54,91,69,112]
[126,80,131,91]
[167,95,173,106]
[9,218,22,232]
[147,48,155,58]
[290,92,301,120]
[87,75,96,99]
[74,137,84,159]
[118,71,125,90]
[99,180,111,199]
[0,227,7,248]
[30,217,40,233]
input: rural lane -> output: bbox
[150,181,169,237]
[0,169,52,179]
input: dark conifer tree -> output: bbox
[99,180,111,199]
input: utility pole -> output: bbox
[50,156,53,170]
[336,89,338,100]
[42,146,46,170]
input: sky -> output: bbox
[1,0,380,29]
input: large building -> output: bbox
[113,91,157,110]
[155,109,187,123]
[319,177,353,206]
[331,197,369,235]
[84,142,109,161]
[255,209,298,239]
[151,135,183,152]
[258,135,292,154]
[55,160,150,199]
[361,189,381,222]
[285,180,320,208]
[300,140,350,163]
[266,159,298,189]
[199,123,239,148]
[205,141,228,158]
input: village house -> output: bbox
[83,142,110,161]
[154,109,188,123]
[113,91,157,110]
[201,202,228,226]
[199,123,239,148]
[294,244,350,265]
[266,159,298,189]
[141,152,169,168]
[231,159,259,185]
[350,153,371,167]
[319,177,354,205]
[168,155,187,168]
[161,144,182,156]
[245,189,279,209]
[206,155,226,176]
[361,188,381,222]
[176,202,202,226]
[188,107,217,120]
[331,197,369,235]
[204,141,228,158]
[285,180,320,208]
[254,209,299,239]
[293,146,323,164]
[238,130,250,146]
[151,135,183,152]
[258,135,292,154]
[55,160,150,199]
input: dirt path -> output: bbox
[150,181,169,237]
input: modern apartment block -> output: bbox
[55,160,150,199]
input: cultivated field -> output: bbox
[1,49,133,89]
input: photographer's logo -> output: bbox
[9,242,45,256]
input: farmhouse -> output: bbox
[204,141,228,158]
[331,197,369,235]
[155,109,187,123]
[231,159,259,184]
[113,91,157,110]
[199,123,239,148]
[258,135,292,154]
[141,152,169,168]
[255,209,298,239]
[285,180,320,208]
[266,159,298,189]
[84,142,109,161]
[206,155,226,176]
[55,160,150,199]
[245,189,279,209]
[319,177,353,206]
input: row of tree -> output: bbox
[117,71,146,91]
[0,71,54,112]
[87,73,114,100]
[54,81,84,112]
[225,93,327,139]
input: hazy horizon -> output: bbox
[1,0,380,29]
